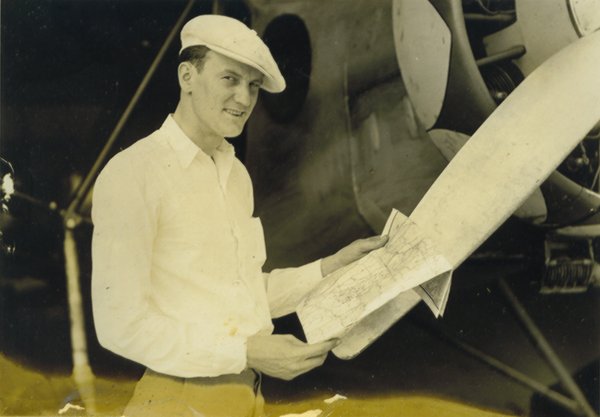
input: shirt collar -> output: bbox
[160,115,236,190]
[160,115,235,169]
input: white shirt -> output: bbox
[91,115,323,378]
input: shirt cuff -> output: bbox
[171,325,248,378]
[303,258,324,285]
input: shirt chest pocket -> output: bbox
[240,217,267,268]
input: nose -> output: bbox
[234,84,254,107]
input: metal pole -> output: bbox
[212,0,223,15]
[413,317,582,415]
[65,0,196,218]
[498,278,598,417]
[64,228,96,414]
[476,45,526,67]
[447,332,581,414]
[464,13,515,23]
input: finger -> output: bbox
[281,355,327,380]
[304,339,337,356]
[303,353,328,369]
[279,334,307,346]
[360,235,388,252]
[318,339,339,351]
[374,234,389,244]
[305,349,331,360]
[294,353,328,377]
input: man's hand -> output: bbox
[246,334,337,380]
[321,235,388,276]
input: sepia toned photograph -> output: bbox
[1,0,599,416]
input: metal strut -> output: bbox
[417,278,598,416]
[498,279,598,417]
[65,0,196,219]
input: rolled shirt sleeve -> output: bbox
[91,153,247,378]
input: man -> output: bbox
[91,15,386,417]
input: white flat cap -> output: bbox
[180,15,286,93]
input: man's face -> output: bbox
[188,51,263,139]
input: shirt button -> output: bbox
[233,280,242,287]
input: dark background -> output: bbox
[0,0,219,376]
[1,2,598,416]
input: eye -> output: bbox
[250,81,262,90]
[222,75,237,84]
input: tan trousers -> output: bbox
[123,368,265,417]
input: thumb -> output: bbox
[361,235,388,251]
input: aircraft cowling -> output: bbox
[244,0,448,269]
[243,0,600,272]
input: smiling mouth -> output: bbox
[224,109,245,118]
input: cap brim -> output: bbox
[186,42,286,93]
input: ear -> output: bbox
[178,62,195,93]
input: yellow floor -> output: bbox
[1,354,515,417]
[264,395,516,417]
